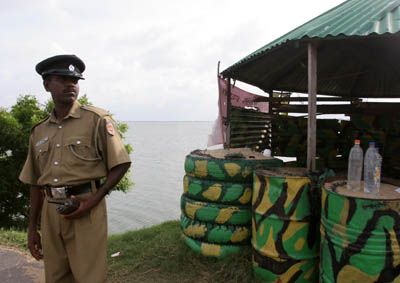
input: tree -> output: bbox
[0,95,133,228]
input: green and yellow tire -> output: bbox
[182,234,242,258]
[180,195,251,225]
[183,175,252,205]
[184,149,283,182]
[180,214,250,245]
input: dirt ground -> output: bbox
[0,246,44,283]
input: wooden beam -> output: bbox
[307,43,317,172]
[255,96,360,102]
[273,104,352,114]
[274,102,400,115]
[230,124,271,130]
[230,119,271,124]
[268,90,274,114]
[226,78,232,148]
[231,129,269,135]
[230,135,268,142]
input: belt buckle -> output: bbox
[51,187,68,199]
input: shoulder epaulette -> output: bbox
[31,116,50,132]
[81,105,110,118]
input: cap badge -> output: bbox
[69,64,75,71]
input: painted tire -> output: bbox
[180,195,251,225]
[180,214,250,245]
[184,149,283,182]
[183,175,252,205]
[182,234,242,258]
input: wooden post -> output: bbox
[226,77,232,148]
[268,90,274,150]
[307,43,317,171]
[268,90,274,114]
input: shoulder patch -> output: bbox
[106,120,115,136]
[31,116,50,132]
[81,105,110,118]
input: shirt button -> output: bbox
[54,161,59,165]
[39,149,42,153]
[53,178,59,183]
[58,125,62,129]
[76,140,81,145]
[56,144,61,148]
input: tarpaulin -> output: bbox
[207,76,269,147]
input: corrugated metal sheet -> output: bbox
[223,0,400,75]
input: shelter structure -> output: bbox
[221,0,400,172]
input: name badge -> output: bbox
[35,136,49,147]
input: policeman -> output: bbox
[19,54,131,282]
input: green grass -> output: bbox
[0,221,260,282]
[107,220,258,283]
[0,228,27,250]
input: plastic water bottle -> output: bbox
[364,142,382,194]
[347,139,363,191]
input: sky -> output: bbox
[0,0,346,121]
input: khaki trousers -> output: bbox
[41,192,108,283]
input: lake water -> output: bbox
[107,121,212,234]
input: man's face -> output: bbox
[44,75,80,106]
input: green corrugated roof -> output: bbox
[223,0,400,75]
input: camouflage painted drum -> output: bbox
[321,181,400,283]
[252,168,319,282]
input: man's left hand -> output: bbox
[64,196,97,219]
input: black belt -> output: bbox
[45,180,100,198]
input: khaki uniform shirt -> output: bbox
[19,101,131,186]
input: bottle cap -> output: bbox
[354,139,360,145]
[369,141,375,146]
[263,149,271,157]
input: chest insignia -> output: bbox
[35,136,49,147]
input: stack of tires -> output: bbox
[180,148,283,258]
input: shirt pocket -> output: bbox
[65,136,101,162]
[34,142,49,173]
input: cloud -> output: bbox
[0,0,345,121]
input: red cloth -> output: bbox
[208,77,269,147]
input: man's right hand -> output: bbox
[28,229,43,260]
